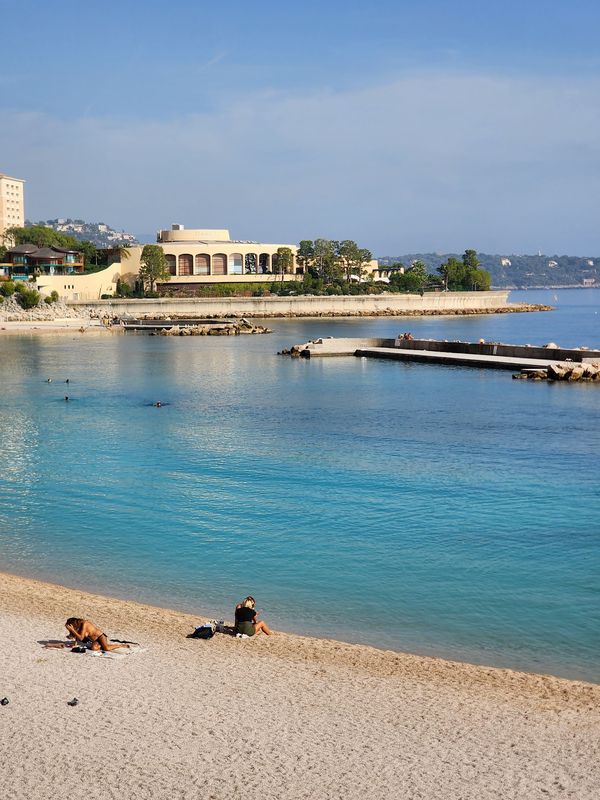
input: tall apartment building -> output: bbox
[0,173,25,239]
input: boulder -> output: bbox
[547,363,567,380]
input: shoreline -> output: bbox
[1,569,597,693]
[1,569,599,799]
[0,318,111,335]
[0,303,551,335]
[122,303,551,319]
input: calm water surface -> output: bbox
[0,288,599,681]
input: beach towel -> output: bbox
[87,646,146,660]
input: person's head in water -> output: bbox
[64,396,69,401]
[154,401,162,407]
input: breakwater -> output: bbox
[122,318,271,335]
[67,290,539,319]
[283,336,600,372]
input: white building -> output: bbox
[0,173,25,239]
[150,224,299,281]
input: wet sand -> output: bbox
[0,571,598,800]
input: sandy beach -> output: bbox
[0,572,598,800]
[0,319,110,335]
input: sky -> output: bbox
[1,0,599,255]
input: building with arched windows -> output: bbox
[124,225,300,287]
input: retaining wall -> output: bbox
[70,291,511,317]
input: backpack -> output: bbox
[190,623,215,640]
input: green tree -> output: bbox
[107,245,132,266]
[462,249,491,290]
[297,240,315,274]
[3,225,78,249]
[115,277,133,297]
[76,239,98,267]
[390,262,428,293]
[395,260,429,292]
[314,239,337,278]
[139,245,170,293]
[471,268,491,290]
[275,247,294,279]
[337,240,373,282]
[438,257,466,291]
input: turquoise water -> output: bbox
[1,288,599,681]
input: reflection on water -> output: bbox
[0,289,599,681]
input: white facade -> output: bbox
[0,173,25,239]
[146,225,299,281]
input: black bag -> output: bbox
[190,624,215,640]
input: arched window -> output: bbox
[194,254,210,275]
[259,253,271,274]
[229,253,243,275]
[244,253,257,274]
[165,255,176,276]
[212,253,227,275]
[179,254,193,276]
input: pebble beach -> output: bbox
[1,571,598,800]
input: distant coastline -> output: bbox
[379,252,599,289]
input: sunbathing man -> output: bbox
[65,617,130,652]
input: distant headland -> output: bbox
[378,252,599,289]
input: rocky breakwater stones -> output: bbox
[278,340,313,357]
[159,319,271,336]
[513,362,600,382]
[0,294,90,323]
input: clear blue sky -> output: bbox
[2,0,599,254]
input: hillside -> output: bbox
[26,218,138,248]
[377,253,599,289]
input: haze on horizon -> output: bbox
[1,0,599,256]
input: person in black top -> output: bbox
[234,596,272,637]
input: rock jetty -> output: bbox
[158,319,271,336]
[513,362,600,382]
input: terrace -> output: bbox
[5,243,84,278]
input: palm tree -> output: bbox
[107,245,131,265]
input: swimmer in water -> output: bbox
[153,401,162,408]
[64,396,69,401]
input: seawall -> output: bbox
[70,291,514,318]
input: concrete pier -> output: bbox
[290,337,600,372]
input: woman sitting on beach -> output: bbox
[65,618,130,652]
[234,597,272,637]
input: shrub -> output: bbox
[0,280,16,297]
[44,290,60,304]
[15,286,41,309]
[115,278,132,297]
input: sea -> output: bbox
[0,288,599,682]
